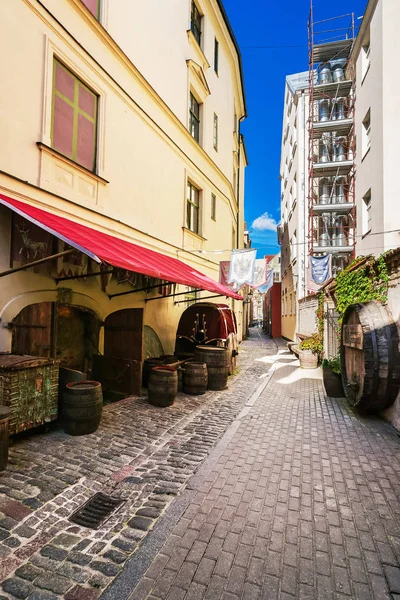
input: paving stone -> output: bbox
[90,561,120,577]
[127,516,153,531]
[4,536,21,548]
[111,538,137,553]
[34,573,73,594]
[67,552,92,566]
[384,565,400,593]
[27,592,60,600]
[40,545,68,561]
[14,525,37,539]
[23,498,42,510]
[64,585,100,600]
[102,549,128,564]
[0,516,19,531]
[52,534,81,549]
[2,577,34,599]
[15,564,43,582]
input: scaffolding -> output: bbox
[308,5,357,279]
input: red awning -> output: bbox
[0,194,242,300]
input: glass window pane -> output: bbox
[53,95,74,158]
[79,84,96,118]
[76,113,95,170]
[55,63,74,102]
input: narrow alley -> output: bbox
[104,335,400,600]
[0,331,399,599]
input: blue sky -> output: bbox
[223,0,368,257]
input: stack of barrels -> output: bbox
[147,345,230,407]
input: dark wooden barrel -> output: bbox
[63,381,103,436]
[0,407,10,471]
[182,362,208,395]
[148,366,178,407]
[142,358,163,388]
[341,301,400,412]
[58,367,87,415]
[194,346,229,391]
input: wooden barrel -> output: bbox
[182,362,208,395]
[194,346,229,391]
[341,301,400,412]
[148,366,178,407]
[142,358,163,388]
[63,381,103,436]
[58,367,86,415]
[0,407,10,471]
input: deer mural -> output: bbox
[16,224,48,260]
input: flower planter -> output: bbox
[299,350,319,369]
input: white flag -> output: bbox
[228,249,257,286]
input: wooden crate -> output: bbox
[0,354,59,434]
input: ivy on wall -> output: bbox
[334,255,389,322]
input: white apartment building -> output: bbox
[0,0,246,396]
[351,0,400,256]
[279,72,309,341]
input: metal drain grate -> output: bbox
[69,492,124,529]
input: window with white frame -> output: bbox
[186,181,201,234]
[362,189,372,236]
[362,109,371,157]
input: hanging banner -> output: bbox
[258,268,274,294]
[249,258,268,289]
[228,249,257,287]
[308,254,332,291]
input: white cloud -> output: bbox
[251,212,278,232]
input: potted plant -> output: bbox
[299,334,322,369]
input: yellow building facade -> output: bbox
[0,0,247,391]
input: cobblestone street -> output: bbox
[0,330,280,600]
[104,340,400,600]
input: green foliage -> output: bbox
[322,355,341,374]
[335,255,389,323]
[300,333,323,354]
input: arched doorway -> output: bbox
[92,308,144,399]
[12,302,100,374]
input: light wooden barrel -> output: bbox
[340,301,400,412]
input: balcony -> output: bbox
[312,201,354,214]
[313,80,352,100]
[312,160,353,177]
[313,118,353,137]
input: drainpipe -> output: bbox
[236,115,245,250]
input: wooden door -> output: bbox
[12,302,53,357]
[97,309,143,397]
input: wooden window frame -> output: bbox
[190,1,202,46]
[189,92,200,143]
[211,193,216,221]
[51,59,98,172]
[187,181,200,234]
[213,113,218,151]
[214,38,219,74]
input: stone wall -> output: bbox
[297,294,318,340]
